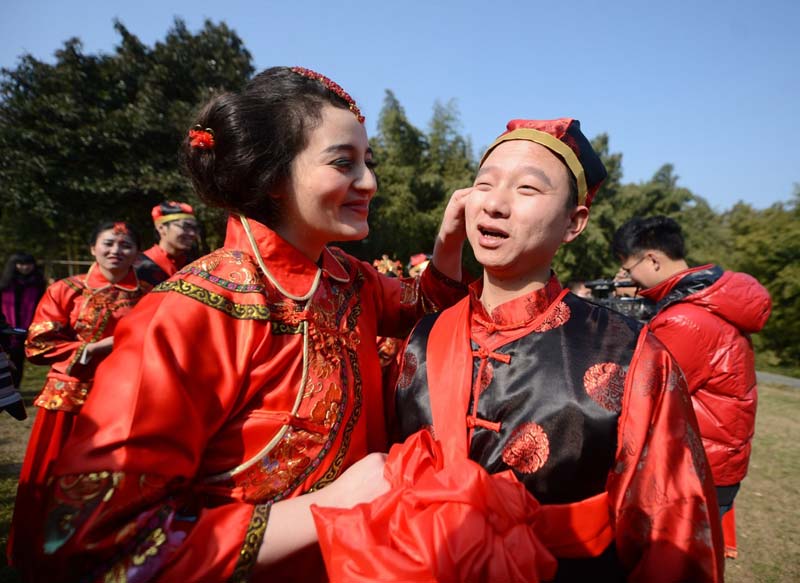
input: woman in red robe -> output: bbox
[29,67,468,582]
[7,221,150,579]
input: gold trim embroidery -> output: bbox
[154,279,271,320]
[229,504,271,583]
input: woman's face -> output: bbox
[15,262,35,276]
[90,229,139,275]
[275,104,377,260]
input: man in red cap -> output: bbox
[312,119,724,582]
[134,201,200,286]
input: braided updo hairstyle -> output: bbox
[181,66,360,227]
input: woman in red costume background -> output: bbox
[27,66,469,582]
[7,221,150,579]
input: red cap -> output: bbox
[151,201,195,226]
[480,118,607,208]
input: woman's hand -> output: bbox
[432,187,472,281]
[314,452,390,509]
[255,453,389,568]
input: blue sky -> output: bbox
[2,0,798,211]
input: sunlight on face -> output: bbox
[275,105,377,261]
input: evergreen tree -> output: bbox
[0,18,253,263]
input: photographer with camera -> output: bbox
[612,215,772,559]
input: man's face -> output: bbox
[618,253,661,289]
[157,219,199,253]
[465,140,588,284]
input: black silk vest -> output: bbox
[396,293,643,505]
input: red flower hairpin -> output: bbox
[112,222,130,236]
[189,125,215,149]
[291,66,365,124]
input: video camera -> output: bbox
[584,278,636,297]
[584,279,656,323]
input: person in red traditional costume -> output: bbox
[133,200,200,286]
[7,221,149,580]
[31,66,469,582]
[311,119,725,582]
[612,215,772,559]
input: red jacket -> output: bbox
[639,265,771,486]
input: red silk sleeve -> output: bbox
[24,281,85,369]
[40,290,266,581]
[607,329,725,582]
[312,429,557,583]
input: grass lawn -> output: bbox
[0,365,798,582]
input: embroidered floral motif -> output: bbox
[309,381,343,429]
[34,378,91,412]
[397,352,418,390]
[502,422,550,474]
[532,301,571,332]
[181,266,264,293]
[309,348,363,492]
[234,427,326,503]
[584,362,626,412]
[24,321,60,357]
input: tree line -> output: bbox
[1,20,797,369]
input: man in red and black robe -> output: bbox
[312,119,725,583]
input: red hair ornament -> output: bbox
[189,126,215,149]
[291,66,365,124]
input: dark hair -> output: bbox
[0,253,43,291]
[89,221,142,250]
[181,66,359,226]
[566,171,578,209]
[611,215,686,261]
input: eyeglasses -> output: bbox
[621,255,646,277]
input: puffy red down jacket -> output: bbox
[639,264,771,486]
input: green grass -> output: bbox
[0,367,798,581]
[0,365,46,582]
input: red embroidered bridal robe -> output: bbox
[8,266,149,579]
[35,215,464,582]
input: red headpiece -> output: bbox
[291,66,365,124]
[151,201,196,226]
[480,118,607,208]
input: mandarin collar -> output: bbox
[85,263,141,291]
[469,273,563,327]
[224,214,350,300]
[638,264,713,303]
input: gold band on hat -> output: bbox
[154,212,195,226]
[480,128,588,206]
